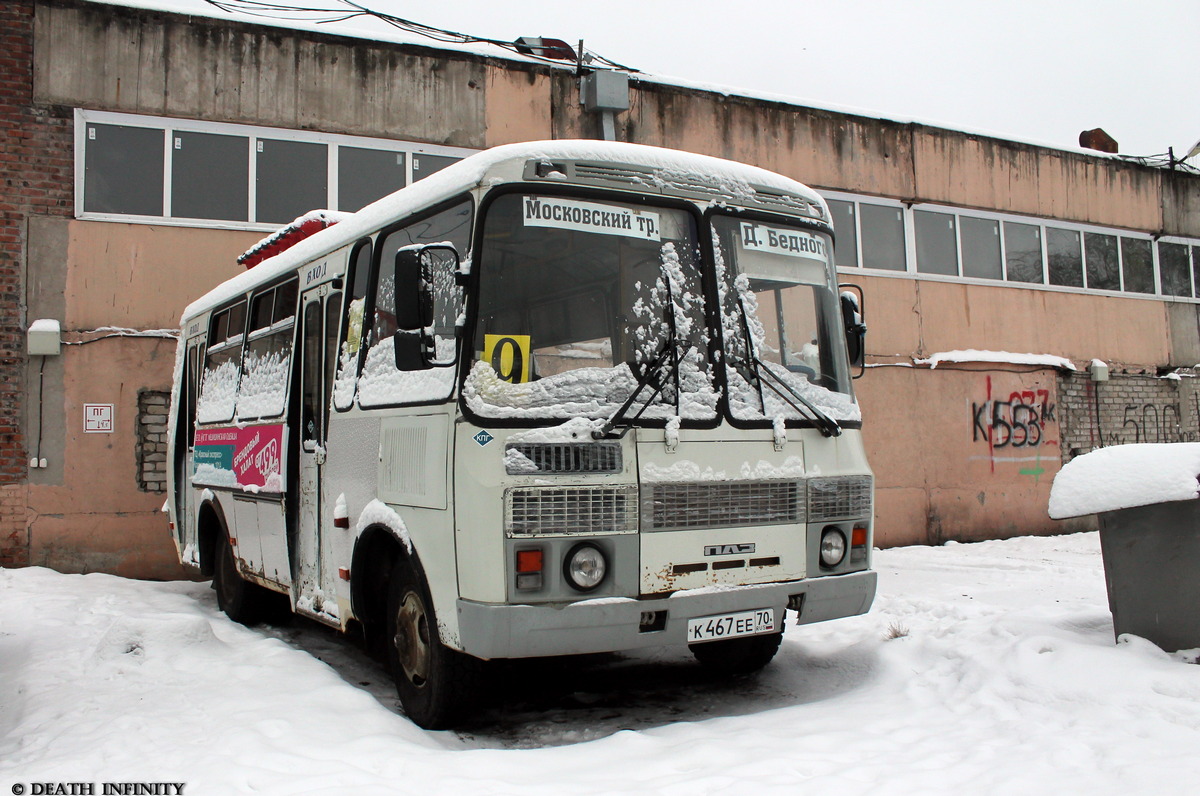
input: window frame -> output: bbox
[820,188,1191,302]
[75,109,475,232]
[353,195,475,411]
[1157,237,1198,298]
[236,277,300,422]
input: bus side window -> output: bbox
[237,279,298,421]
[358,200,472,407]
[333,240,372,411]
[196,301,246,424]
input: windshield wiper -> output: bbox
[747,354,841,437]
[732,299,841,438]
[592,334,679,439]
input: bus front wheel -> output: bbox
[385,558,479,729]
[689,630,783,675]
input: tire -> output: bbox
[690,630,784,675]
[212,534,288,625]
[385,557,480,729]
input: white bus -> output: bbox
[167,140,875,729]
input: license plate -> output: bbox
[687,609,776,643]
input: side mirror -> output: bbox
[839,286,866,377]
[393,244,460,370]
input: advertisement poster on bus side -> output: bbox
[193,424,284,491]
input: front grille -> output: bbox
[644,481,804,531]
[505,442,622,475]
[807,476,873,521]
[505,485,638,536]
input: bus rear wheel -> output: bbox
[212,533,288,625]
[385,558,479,729]
[689,630,784,675]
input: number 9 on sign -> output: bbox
[483,334,531,384]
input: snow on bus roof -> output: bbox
[181,139,826,322]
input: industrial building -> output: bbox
[3,0,1199,578]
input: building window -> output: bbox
[83,123,164,216]
[823,190,1186,302]
[1084,232,1120,291]
[1159,242,1192,297]
[172,131,249,221]
[1003,222,1043,283]
[859,203,906,271]
[256,138,329,225]
[76,109,472,231]
[412,153,460,180]
[826,199,858,268]
[960,216,1002,280]
[1047,228,1083,288]
[339,147,407,212]
[914,210,958,276]
[1194,246,1200,297]
[1120,237,1154,295]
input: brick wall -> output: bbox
[0,0,75,566]
[1058,371,1200,463]
[136,390,169,493]
[0,484,29,566]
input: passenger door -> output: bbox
[295,284,342,620]
[173,341,200,560]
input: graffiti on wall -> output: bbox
[1106,398,1195,446]
[970,376,1059,480]
[1058,374,1200,461]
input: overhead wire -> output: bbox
[210,1,1198,169]
[1117,152,1200,175]
[202,0,639,72]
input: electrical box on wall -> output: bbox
[581,70,630,112]
[27,319,61,356]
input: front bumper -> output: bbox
[456,569,876,659]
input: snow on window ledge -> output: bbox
[914,349,1076,371]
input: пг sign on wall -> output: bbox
[84,403,114,433]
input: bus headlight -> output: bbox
[820,527,847,568]
[563,543,607,591]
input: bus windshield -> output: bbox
[466,193,716,422]
[711,214,859,424]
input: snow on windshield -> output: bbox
[712,223,860,425]
[466,194,715,422]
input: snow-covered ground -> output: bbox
[3,531,1199,794]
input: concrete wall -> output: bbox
[34,1,496,147]
[24,218,258,576]
[862,365,1069,547]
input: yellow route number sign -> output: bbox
[483,334,531,384]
